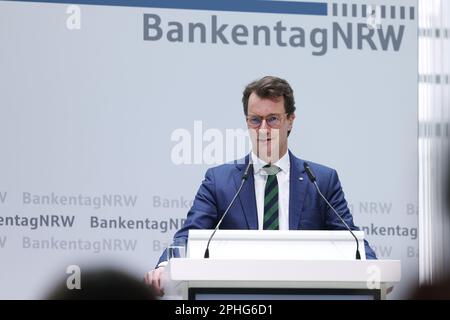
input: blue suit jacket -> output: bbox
[158,151,376,265]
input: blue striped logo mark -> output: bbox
[9,0,328,16]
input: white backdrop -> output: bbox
[0,0,418,299]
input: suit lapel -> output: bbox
[234,155,258,230]
[289,152,308,230]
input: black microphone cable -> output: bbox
[204,161,252,258]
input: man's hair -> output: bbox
[242,76,296,116]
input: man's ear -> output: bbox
[288,113,296,130]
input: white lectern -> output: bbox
[163,230,401,300]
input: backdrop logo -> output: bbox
[16,1,414,54]
[141,1,415,55]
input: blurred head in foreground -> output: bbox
[410,160,450,300]
[46,268,157,300]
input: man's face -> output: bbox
[247,92,295,163]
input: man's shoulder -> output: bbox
[204,157,247,176]
[302,159,335,175]
[289,152,336,176]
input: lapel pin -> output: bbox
[299,177,304,181]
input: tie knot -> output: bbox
[263,164,281,176]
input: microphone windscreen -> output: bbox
[303,162,316,182]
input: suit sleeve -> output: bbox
[156,168,220,266]
[324,169,377,260]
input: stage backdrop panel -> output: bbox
[0,0,417,299]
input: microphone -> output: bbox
[204,161,252,258]
[303,162,361,260]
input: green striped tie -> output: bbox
[263,165,280,230]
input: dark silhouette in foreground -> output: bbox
[46,268,157,300]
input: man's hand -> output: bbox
[144,267,165,297]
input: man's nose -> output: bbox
[259,119,270,130]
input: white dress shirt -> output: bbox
[251,151,290,230]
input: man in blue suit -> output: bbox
[145,76,376,295]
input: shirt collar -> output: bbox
[251,150,290,175]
